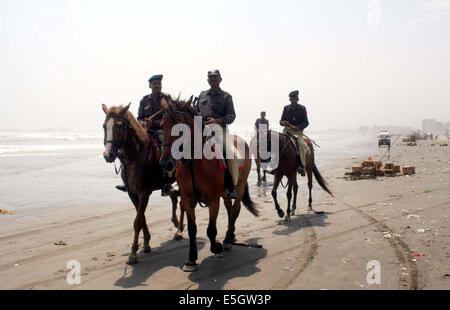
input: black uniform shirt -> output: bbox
[255,118,269,130]
[280,103,309,130]
[137,92,172,123]
[197,88,236,126]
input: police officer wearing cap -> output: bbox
[137,74,172,144]
[197,69,238,199]
[116,74,174,196]
[279,90,309,176]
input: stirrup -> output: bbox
[297,166,305,176]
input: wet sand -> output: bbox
[0,136,448,290]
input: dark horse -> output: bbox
[159,97,259,272]
[102,103,184,264]
[250,133,269,187]
[261,130,333,221]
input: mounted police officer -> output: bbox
[255,111,269,133]
[116,74,174,196]
[279,90,309,176]
[137,74,172,145]
[196,69,239,199]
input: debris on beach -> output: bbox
[0,209,17,215]
[344,157,415,180]
[54,241,67,246]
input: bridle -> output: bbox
[104,113,131,150]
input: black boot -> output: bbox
[116,184,127,192]
[227,187,237,199]
[297,160,305,176]
[161,183,173,197]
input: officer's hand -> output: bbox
[207,117,222,125]
[146,118,153,127]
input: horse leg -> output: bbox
[207,198,223,255]
[223,198,241,250]
[307,167,313,211]
[170,193,184,240]
[262,169,267,183]
[292,179,299,216]
[271,174,284,218]
[183,200,198,272]
[256,160,262,187]
[128,193,150,264]
[285,183,292,222]
[223,198,235,250]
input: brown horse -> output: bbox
[159,98,259,272]
[102,103,184,264]
[262,130,333,221]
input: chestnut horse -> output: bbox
[263,130,333,221]
[102,103,184,264]
[159,98,259,272]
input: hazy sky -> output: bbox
[1,0,449,132]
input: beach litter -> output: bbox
[417,229,425,233]
[407,214,421,220]
[54,241,67,246]
[0,209,17,215]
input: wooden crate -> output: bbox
[385,163,394,170]
[394,166,401,173]
[384,168,394,175]
[402,166,415,175]
[362,161,374,168]
[352,167,362,174]
[362,167,376,175]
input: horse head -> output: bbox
[101,103,131,163]
[159,96,194,174]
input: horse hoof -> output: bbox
[127,255,138,265]
[183,262,198,272]
[211,242,223,254]
[257,181,261,187]
[284,216,291,222]
[291,210,295,216]
[143,246,151,253]
[277,209,285,218]
[174,232,183,241]
[223,242,233,251]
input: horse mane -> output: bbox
[108,105,149,145]
[170,99,200,116]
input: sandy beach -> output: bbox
[0,135,448,290]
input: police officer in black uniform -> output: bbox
[116,74,174,196]
[279,90,309,176]
[196,69,238,199]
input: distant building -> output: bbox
[422,119,449,135]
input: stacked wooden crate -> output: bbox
[345,157,414,179]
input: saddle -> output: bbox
[284,132,302,162]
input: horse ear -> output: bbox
[161,98,169,110]
[102,104,109,114]
[120,102,131,114]
[181,95,193,109]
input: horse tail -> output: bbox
[313,164,334,197]
[242,183,260,217]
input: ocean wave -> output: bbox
[0,144,103,154]
[0,131,103,141]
